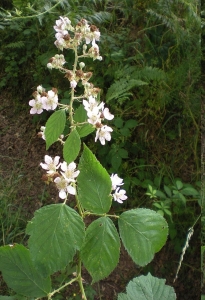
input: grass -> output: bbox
[0,161,27,246]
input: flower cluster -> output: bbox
[47,54,66,70]
[54,16,102,61]
[29,86,58,114]
[83,95,114,145]
[110,174,128,204]
[40,155,80,200]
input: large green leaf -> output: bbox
[26,204,85,275]
[74,105,95,137]
[63,129,81,163]
[0,244,51,298]
[118,273,176,300]
[45,110,66,149]
[81,217,120,283]
[118,208,168,266]
[77,144,112,214]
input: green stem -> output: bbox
[46,276,78,299]
[5,0,63,21]
[83,211,119,218]
[69,48,79,128]
[77,254,87,300]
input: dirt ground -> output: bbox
[0,91,201,299]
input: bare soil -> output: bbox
[0,91,201,299]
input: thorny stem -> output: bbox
[69,48,79,129]
[46,276,78,299]
[77,253,87,300]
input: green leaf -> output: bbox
[118,272,176,300]
[124,119,138,129]
[0,245,51,298]
[81,217,120,283]
[45,110,66,149]
[175,180,183,190]
[118,208,168,266]
[120,127,130,137]
[164,185,172,198]
[114,117,124,128]
[63,129,81,163]
[74,105,95,137]
[111,154,122,171]
[118,148,128,158]
[178,193,187,205]
[155,190,167,199]
[26,204,85,275]
[180,187,199,196]
[77,144,112,214]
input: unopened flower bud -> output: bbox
[83,44,87,52]
[79,62,85,69]
[37,85,44,93]
[47,63,53,69]
[70,80,77,89]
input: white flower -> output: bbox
[60,161,80,183]
[40,155,60,174]
[29,95,43,114]
[95,125,113,145]
[113,187,128,204]
[87,109,101,125]
[54,16,73,33]
[41,90,58,110]
[82,95,100,112]
[102,107,114,120]
[54,176,76,199]
[110,174,124,190]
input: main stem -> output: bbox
[69,48,79,129]
[70,47,87,300]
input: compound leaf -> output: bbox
[77,144,112,214]
[63,129,81,163]
[45,110,66,149]
[81,217,120,283]
[26,204,85,275]
[118,208,168,266]
[118,273,176,300]
[0,244,51,298]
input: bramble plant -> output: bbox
[0,17,174,299]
